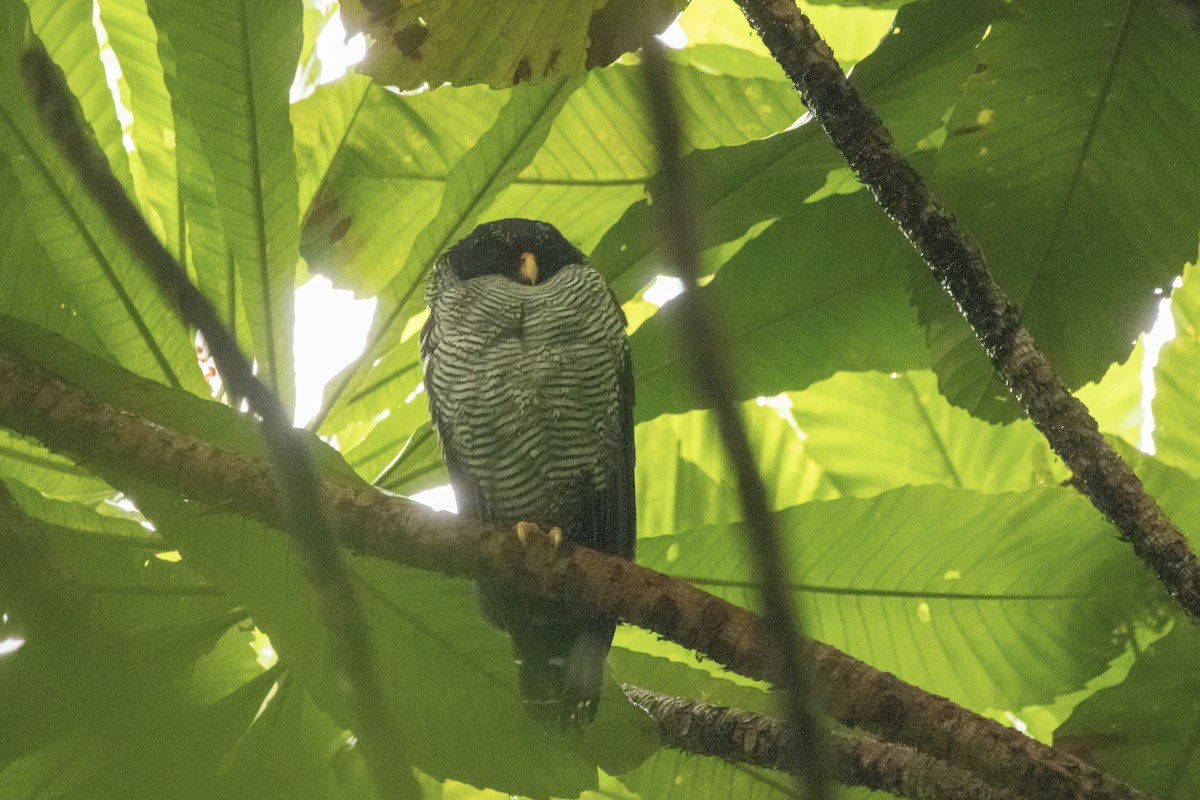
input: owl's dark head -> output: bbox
[443,219,585,286]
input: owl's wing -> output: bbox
[420,307,490,521]
[569,330,636,561]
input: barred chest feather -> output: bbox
[423,262,628,527]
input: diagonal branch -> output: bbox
[624,687,1024,800]
[730,0,1200,622]
[0,346,1150,800]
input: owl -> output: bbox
[420,218,636,726]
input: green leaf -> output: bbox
[592,0,1001,304]
[591,129,842,305]
[787,370,1061,496]
[923,0,1200,419]
[362,420,447,497]
[0,0,203,393]
[310,76,582,434]
[634,400,839,538]
[1154,261,1200,479]
[1075,336,1146,448]
[300,80,509,299]
[24,0,134,194]
[215,674,375,800]
[134,494,654,797]
[680,0,903,71]
[0,480,219,636]
[0,479,269,797]
[292,71,371,220]
[640,486,1164,712]
[340,0,684,90]
[0,155,108,359]
[301,55,806,467]
[0,428,112,503]
[299,56,801,310]
[98,0,184,258]
[493,51,806,255]
[848,0,1004,151]
[622,749,795,800]
[0,313,359,485]
[1055,621,1200,799]
[629,194,929,421]
[146,0,302,407]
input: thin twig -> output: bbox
[19,46,418,800]
[730,0,1200,622]
[640,39,836,800]
[624,687,1026,800]
[0,348,1151,800]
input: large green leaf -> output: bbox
[308,76,582,435]
[0,313,655,795]
[922,0,1200,420]
[353,419,447,497]
[340,0,684,90]
[0,480,223,631]
[98,0,184,258]
[591,0,1001,304]
[1055,621,1200,799]
[300,81,509,299]
[24,0,133,194]
[0,428,112,503]
[134,493,657,797]
[1153,262,1200,479]
[0,313,359,485]
[214,673,380,800]
[292,71,371,221]
[301,53,806,468]
[0,480,273,798]
[491,49,806,256]
[634,400,839,538]
[0,156,107,359]
[0,0,202,393]
[629,194,930,421]
[787,370,1062,496]
[640,486,1164,712]
[298,54,801,305]
[590,128,842,305]
[146,0,302,407]
[680,0,901,70]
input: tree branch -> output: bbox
[20,46,417,800]
[624,687,1025,800]
[730,0,1200,623]
[0,346,1150,800]
[639,40,831,799]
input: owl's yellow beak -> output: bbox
[517,251,538,285]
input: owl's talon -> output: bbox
[515,521,539,546]
[514,522,564,550]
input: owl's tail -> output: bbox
[478,579,618,727]
[515,617,616,727]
